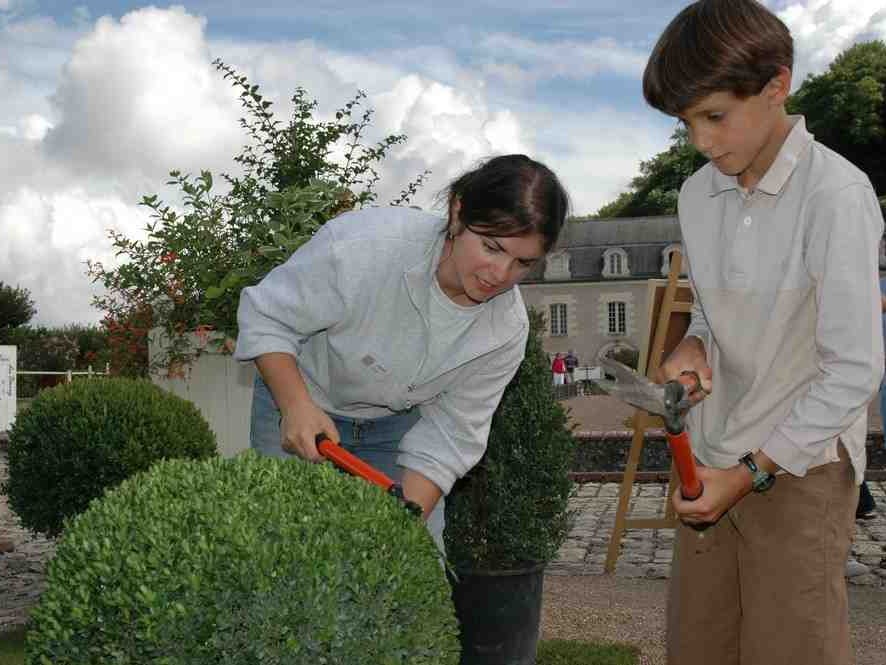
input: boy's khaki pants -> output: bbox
[667,446,859,665]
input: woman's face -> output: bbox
[436,225,546,307]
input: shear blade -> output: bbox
[592,357,668,417]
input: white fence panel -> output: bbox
[0,346,16,433]
[149,332,254,458]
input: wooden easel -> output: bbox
[604,251,693,573]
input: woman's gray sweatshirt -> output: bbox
[234,206,529,494]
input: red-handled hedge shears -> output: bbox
[314,433,424,517]
[593,357,704,501]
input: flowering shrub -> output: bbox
[89,60,427,375]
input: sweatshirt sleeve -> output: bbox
[760,183,885,475]
[233,224,348,362]
[397,321,529,495]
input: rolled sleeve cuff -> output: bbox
[760,428,818,477]
[396,450,459,496]
[233,335,302,362]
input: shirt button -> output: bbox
[404,400,413,409]
[743,216,752,226]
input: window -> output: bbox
[608,301,626,335]
[602,248,629,278]
[550,303,567,336]
[661,244,684,276]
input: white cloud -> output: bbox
[0,185,151,326]
[44,6,244,179]
[2,1,877,328]
[777,0,886,86]
[478,33,648,85]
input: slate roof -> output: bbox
[524,215,682,283]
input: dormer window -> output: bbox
[602,248,629,278]
[544,250,571,280]
[661,244,686,276]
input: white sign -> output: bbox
[0,346,16,433]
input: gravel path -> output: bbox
[541,575,886,665]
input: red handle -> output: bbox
[666,430,703,500]
[315,434,395,492]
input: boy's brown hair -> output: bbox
[643,0,793,116]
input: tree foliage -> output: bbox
[89,60,428,373]
[0,282,36,329]
[593,128,707,218]
[788,40,886,194]
[594,40,886,218]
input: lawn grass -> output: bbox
[0,627,25,665]
[0,630,638,664]
[538,638,639,664]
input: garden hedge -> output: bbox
[3,377,216,536]
[25,452,458,664]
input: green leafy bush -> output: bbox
[3,378,216,536]
[445,308,577,570]
[25,452,459,664]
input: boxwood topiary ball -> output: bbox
[4,377,217,537]
[26,452,459,664]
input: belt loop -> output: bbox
[352,420,361,443]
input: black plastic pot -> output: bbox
[448,562,546,665]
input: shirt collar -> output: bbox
[710,115,813,197]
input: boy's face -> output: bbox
[678,70,791,188]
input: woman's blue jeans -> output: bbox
[251,376,445,552]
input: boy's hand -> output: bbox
[672,464,751,525]
[655,335,713,406]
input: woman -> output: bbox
[234,154,569,550]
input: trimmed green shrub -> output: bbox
[25,452,459,664]
[3,377,217,537]
[445,308,577,569]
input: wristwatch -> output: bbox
[739,452,776,493]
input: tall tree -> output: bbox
[787,40,886,195]
[594,40,886,218]
[593,128,706,218]
[0,282,36,329]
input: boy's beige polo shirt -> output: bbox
[679,116,884,482]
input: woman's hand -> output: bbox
[654,335,713,406]
[280,400,340,463]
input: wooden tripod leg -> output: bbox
[605,412,646,573]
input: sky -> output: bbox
[1,0,885,326]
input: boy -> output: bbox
[642,1,884,663]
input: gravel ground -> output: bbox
[541,574,886,665]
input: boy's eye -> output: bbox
[518,259,536,268]
[707,112,724,122]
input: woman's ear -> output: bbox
[448,196,464,237]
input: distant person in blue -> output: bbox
[858,276,886,518]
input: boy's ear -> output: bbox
[765,65,793,107]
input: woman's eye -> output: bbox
[483,243,500,253]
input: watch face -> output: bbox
[754,472,775,492]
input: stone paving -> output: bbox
[2,445,885,633]
[0,448,55,632]
[548,479,886,589]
